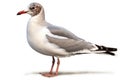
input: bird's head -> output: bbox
[17,2,43,16]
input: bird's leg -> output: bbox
[42,56,57,77]
[55,57,60,75]
[42,57,60,77]
[49,56,55,74]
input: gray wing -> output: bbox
[46,35,96,52]
[47,24,83,40]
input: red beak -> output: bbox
[17,10,28,15]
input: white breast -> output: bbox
[27,19,69,57]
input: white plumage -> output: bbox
[17,2,117,77]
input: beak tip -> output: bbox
[17,13,21,15]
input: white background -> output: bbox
[0,0,120,80]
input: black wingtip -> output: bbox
[104,51,115,56]
[95,44,117,52]
[111,48,117,51]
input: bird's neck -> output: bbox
[30,8,46,25]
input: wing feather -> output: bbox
[46,35,95,52]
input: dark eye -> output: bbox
[30,7,35,10]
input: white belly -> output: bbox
[27,24,69,57]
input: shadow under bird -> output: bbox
[17,2,117,77]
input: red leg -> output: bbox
[42,56,57,77]
[55,57,60,75]
[49,56,55,74]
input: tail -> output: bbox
[95,44,117,56]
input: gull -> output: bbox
[17,2,117,77]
